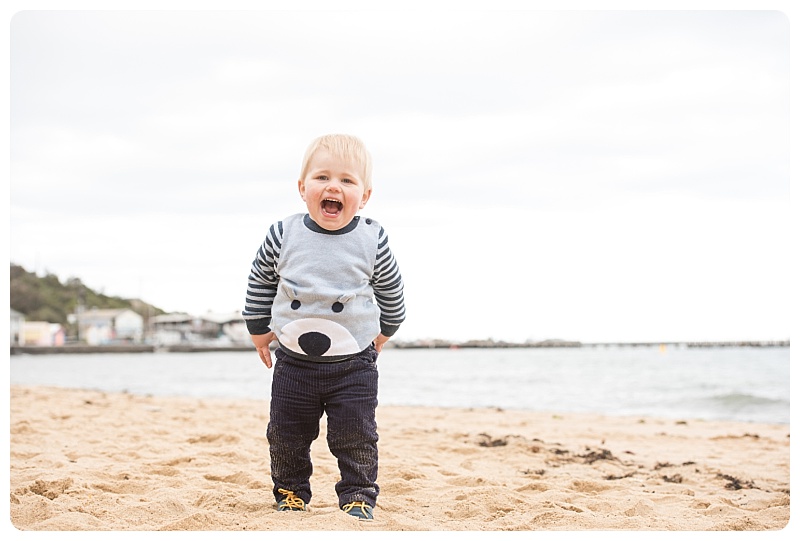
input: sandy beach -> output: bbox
[8,385,790,533]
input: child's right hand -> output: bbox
[250,332,277,369]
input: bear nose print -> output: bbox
[298,332,331,356]
[332,301,344,313]
[290,300,301,310]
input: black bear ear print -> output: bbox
[283,284,300,309]
[332,293,354,314]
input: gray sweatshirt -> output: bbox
[242,213,406,361]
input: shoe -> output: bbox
[342,501,374,520]
[277,488,306,511]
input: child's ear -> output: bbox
[359,188,372,209]
[298,179,306,201]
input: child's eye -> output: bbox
[316,175,328,181]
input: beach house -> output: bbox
[150,313,194,345]
[150,311,248,345]
[20,321,66,346]
[10,309,24,346]
[73,308,144,345]
[197,311,249,344]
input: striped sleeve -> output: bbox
[371,226,406,336]
[241,221,283,335]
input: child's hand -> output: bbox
[251,332,277,368]
[374,333,390,353]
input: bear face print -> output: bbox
[274,284,366,359]
[279,317,360,357]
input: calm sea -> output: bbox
[9,345,790,424]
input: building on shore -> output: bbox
[69,308,144,345]
[20,321,66,346]
[150,311,248,346]
[10,308,24,346]
[10,309,65,346]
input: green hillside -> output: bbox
[10,263,165,325]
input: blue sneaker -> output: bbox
[342,501,374,520]
[277,489,306,511]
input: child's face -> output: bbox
[298,149,372,231]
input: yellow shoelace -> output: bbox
[342,501,372,518]
[277,489,305,510]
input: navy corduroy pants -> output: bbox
[267,345,380,508]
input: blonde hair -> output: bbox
[299,134,373,191]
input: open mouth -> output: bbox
[321,198,343,216]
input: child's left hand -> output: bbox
[374,333,390,353]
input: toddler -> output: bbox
[242,134,406,520]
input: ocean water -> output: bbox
[9,345,790,424]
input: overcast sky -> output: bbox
[7,5,794,343]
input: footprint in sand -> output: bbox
[26,478,74,500]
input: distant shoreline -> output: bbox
[9,339,789,355]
